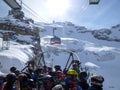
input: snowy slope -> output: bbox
[0,41,34,74]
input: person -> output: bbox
[48,67,55,76]
[0,75,5,90]
[56,70,65,81]
[10,67,20,76]
[17,73,28,90]
[10,67,17,73]
[78,72,89,90]
[55,70,66,89]
[72,63,80,74]
[2,73,20,90]
[65,69,82,90]
[43,74,54,90]
[52,84,64,90]
[54,65,62,72]
[87,75,104,90]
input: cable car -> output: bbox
[89,0,100,5]
[50,27,61,45]
[50,35,61,45]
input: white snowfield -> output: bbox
[0,41,34,74]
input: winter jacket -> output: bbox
[79,79,89,90]
[87,85,103,90]
[65,78,82,90]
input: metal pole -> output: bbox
[64,52,73,69]
[53,27,56,36]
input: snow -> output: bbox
[84,62,100,69]
[0,41,34,74]
[0,20,120,89]
[84,45,115,52]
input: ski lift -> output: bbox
[50,27,61,45]
[50,36,61,45]
[89,0,100,5]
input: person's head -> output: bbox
[48,67,52,72]
[10,66,17,73]
[18,73,30,89]
[79,71,88,80]
[54,65,61,71]
[56,70,64,77]
[72,63,78,69]
[3,73,16,90]
[90,75,104,87]
[26,67,33,74]
[52,84,64,90]
[14,70,20,76]
[6,73,16,83]
[35,68,43,75]
[18,73,27,82]
[67,69,78,79]
[43,74,53,89]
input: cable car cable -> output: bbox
[22,7,44,22]
[78,0,89,17]
[22,2,49,23]
[22,5,48,23]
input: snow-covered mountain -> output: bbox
[38,21,120,90]
[0,16,40,73]
[0,16,120,90]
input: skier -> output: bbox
[87,75,104,90]
[2,73,20,90]
[78,72,89,90]
[65,69,82,90]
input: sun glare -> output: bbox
[46,0,70,16]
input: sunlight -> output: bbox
[46,0,70,16]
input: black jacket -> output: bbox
[87,85,103,90]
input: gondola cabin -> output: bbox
[50,36,61,45]
[89,0,100,4]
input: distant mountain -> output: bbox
[37,21,120,65]
[38,21,120,42]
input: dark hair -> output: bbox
[6,73,16,82]
[91,75,104,87]
[3,73,16,90]
[91,76,104,83]
[54,65,61,71]
[79,71,88,79]
[10,67,16,73]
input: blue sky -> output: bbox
[0,0,120,29]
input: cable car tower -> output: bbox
[3,0,24,20]
[2,33,10,50]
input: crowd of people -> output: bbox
[0,63,104,90]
